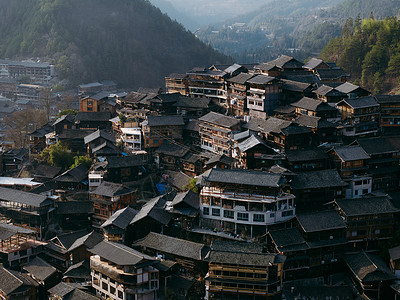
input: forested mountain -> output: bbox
[0,0,231,88]
[196,0,400,63]
[321,17,400,94]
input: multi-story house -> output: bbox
[199,168,295,239]
[313,85,346,103]
[335,195,399,250]
[120,127,142,153]
[227,73,255,117]
[165,73,188,95]
[90,181,137,227]
[247,75,283,118]
[335,82,370,99]
[187,68,229,109]
[205,240,285,300]
[292,97,338,120]
[375,95,400,132]
[90,240,159,300]
[336,96,380,138]
[327,145,372,198]
[199,112,241,156]
[142,115,184,149]
[0,187,55,239]
[6,60,54,82]
[79,91,110,112]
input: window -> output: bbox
[351,231,357,237]
[363,179,370,184]
[253,214,265,222]
[363,189,369,194]
[153,139,159,144]
[237,212,249,221]
[375,229,381,235]
[270,213,275,218]
[212,208,220,216]
[354,180,362,186]
[282,210,293,217]
[102,282,108,291]
[203,207,209,215]
[118,290,123,299]
[223,210,234,219]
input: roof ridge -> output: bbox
[3,268,23,286]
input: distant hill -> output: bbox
[196,0,400,62]
[0,0,231,88]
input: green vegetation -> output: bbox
[0,0,230,88]
[321,17,400,93]
[57,109,77,118]
[70,155,92,170]
[183,178,199,194]
[40,142,74,170]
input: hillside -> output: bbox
[0,0,231,88]
[196,0,400,63]
[321,17,400,94]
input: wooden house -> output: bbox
[142,115,184,149]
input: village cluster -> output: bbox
[0,55,400,299]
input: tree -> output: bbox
[40,87,55,123]
[57,109,77,118]
[70,155,92,169]
[182,178,199,194]
[40,142,74,169]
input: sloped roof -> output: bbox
[224,63,245,74]
[199,112,240,128]
[86,90,110,101]
[282,79,312,92]
[303,58,324,69]
[91,141,120,155]
[238,134,270,153]
[172,96,210,109]
[268,55,303,69]
[332,145,370,161]
[336,196,399,217]
[146,115,184,127]
[101,206,138,229]
[389,245,400,261]
[296,210,346,233]
[247,74,277,85]
[105,156,144,168]
[68,231,103,252]
[0,267,38,295]
[0,187,52,208]
[75,112,111,122]
[345,251,395,282]
[294,115,336,129]
[55,164,89,183]
[313,85,346,97]
[84,129,115,144]
[336,82,365,94]
[130,196,171,226]
[171,190,199,210]
[205,168,284,187]
[269,228,307,249]
[337,96,378,109]
[34,164,61,179]
[136,232,207,260]
[89,240,155,266]
[316,68,349,80]
[155,140,188,158]
[63,259,90,280]
[91,181,136,198]
[23,257,57,282]
[286,148,328,162]
[375,94,400,104]
[291,169,346,190]
[356,136,400,155]
[227,73,255,84]
[292,97,337,112]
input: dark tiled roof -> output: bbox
[165,170,192,191]
[273,106,296,114]
[337,96,379,109]
[91,141,120,155]
[332,145,370,161]
[296,210,346,233]
[286,148,328,162]
[254,63,279,72]
[23,257,57,281]
[303,58,324,69]
[205,154,236,166]
[136,232,207,260]
[63,259,90,280]
[375,94,400,104]
[48,282,99,299]
[68,231,103,252]
[146,115,184,126]
[91,181,136,198]
[105,156,144,168]
[48,282,75,298]
[205,168,284,187]
[0,267,38,295]
[84,129,115,144]
[268,164,296,176]
[294,115,336,129]
[242,117,270,132]
[227,73,255,84]
[151,93,181,104]
[185,119,200,131]
[313,85,346,97]
[231,130,251,141]
[87,91,111,101]
[268,55,303,69]
[291,169,346,190]
[356,136,400,155]
[211,240,263,254]
[336,196,399,216]
[166,73,187,79]
[89,240,155,266]
[199,112,240,128]
[55,164,89,183]
[53,230,90,250]
[336,82,365,94]
[130,195,171,225]
[247,74,277,85]
[344,251,395,282]
[0,186,52,207]
[224,63,244,73]
[316,68,349,80]
[292,97,337,112]
[75,112,111,122]
[171,190,199,210]
[238,134,269,153]
[282,79,312,92]
[34,164,61,179]
[173,96,210,109]
[0,223,35,240]
[155,140,188,158]
[269,228,307,248]
[101,207,138,229]
[59,129,95,140]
